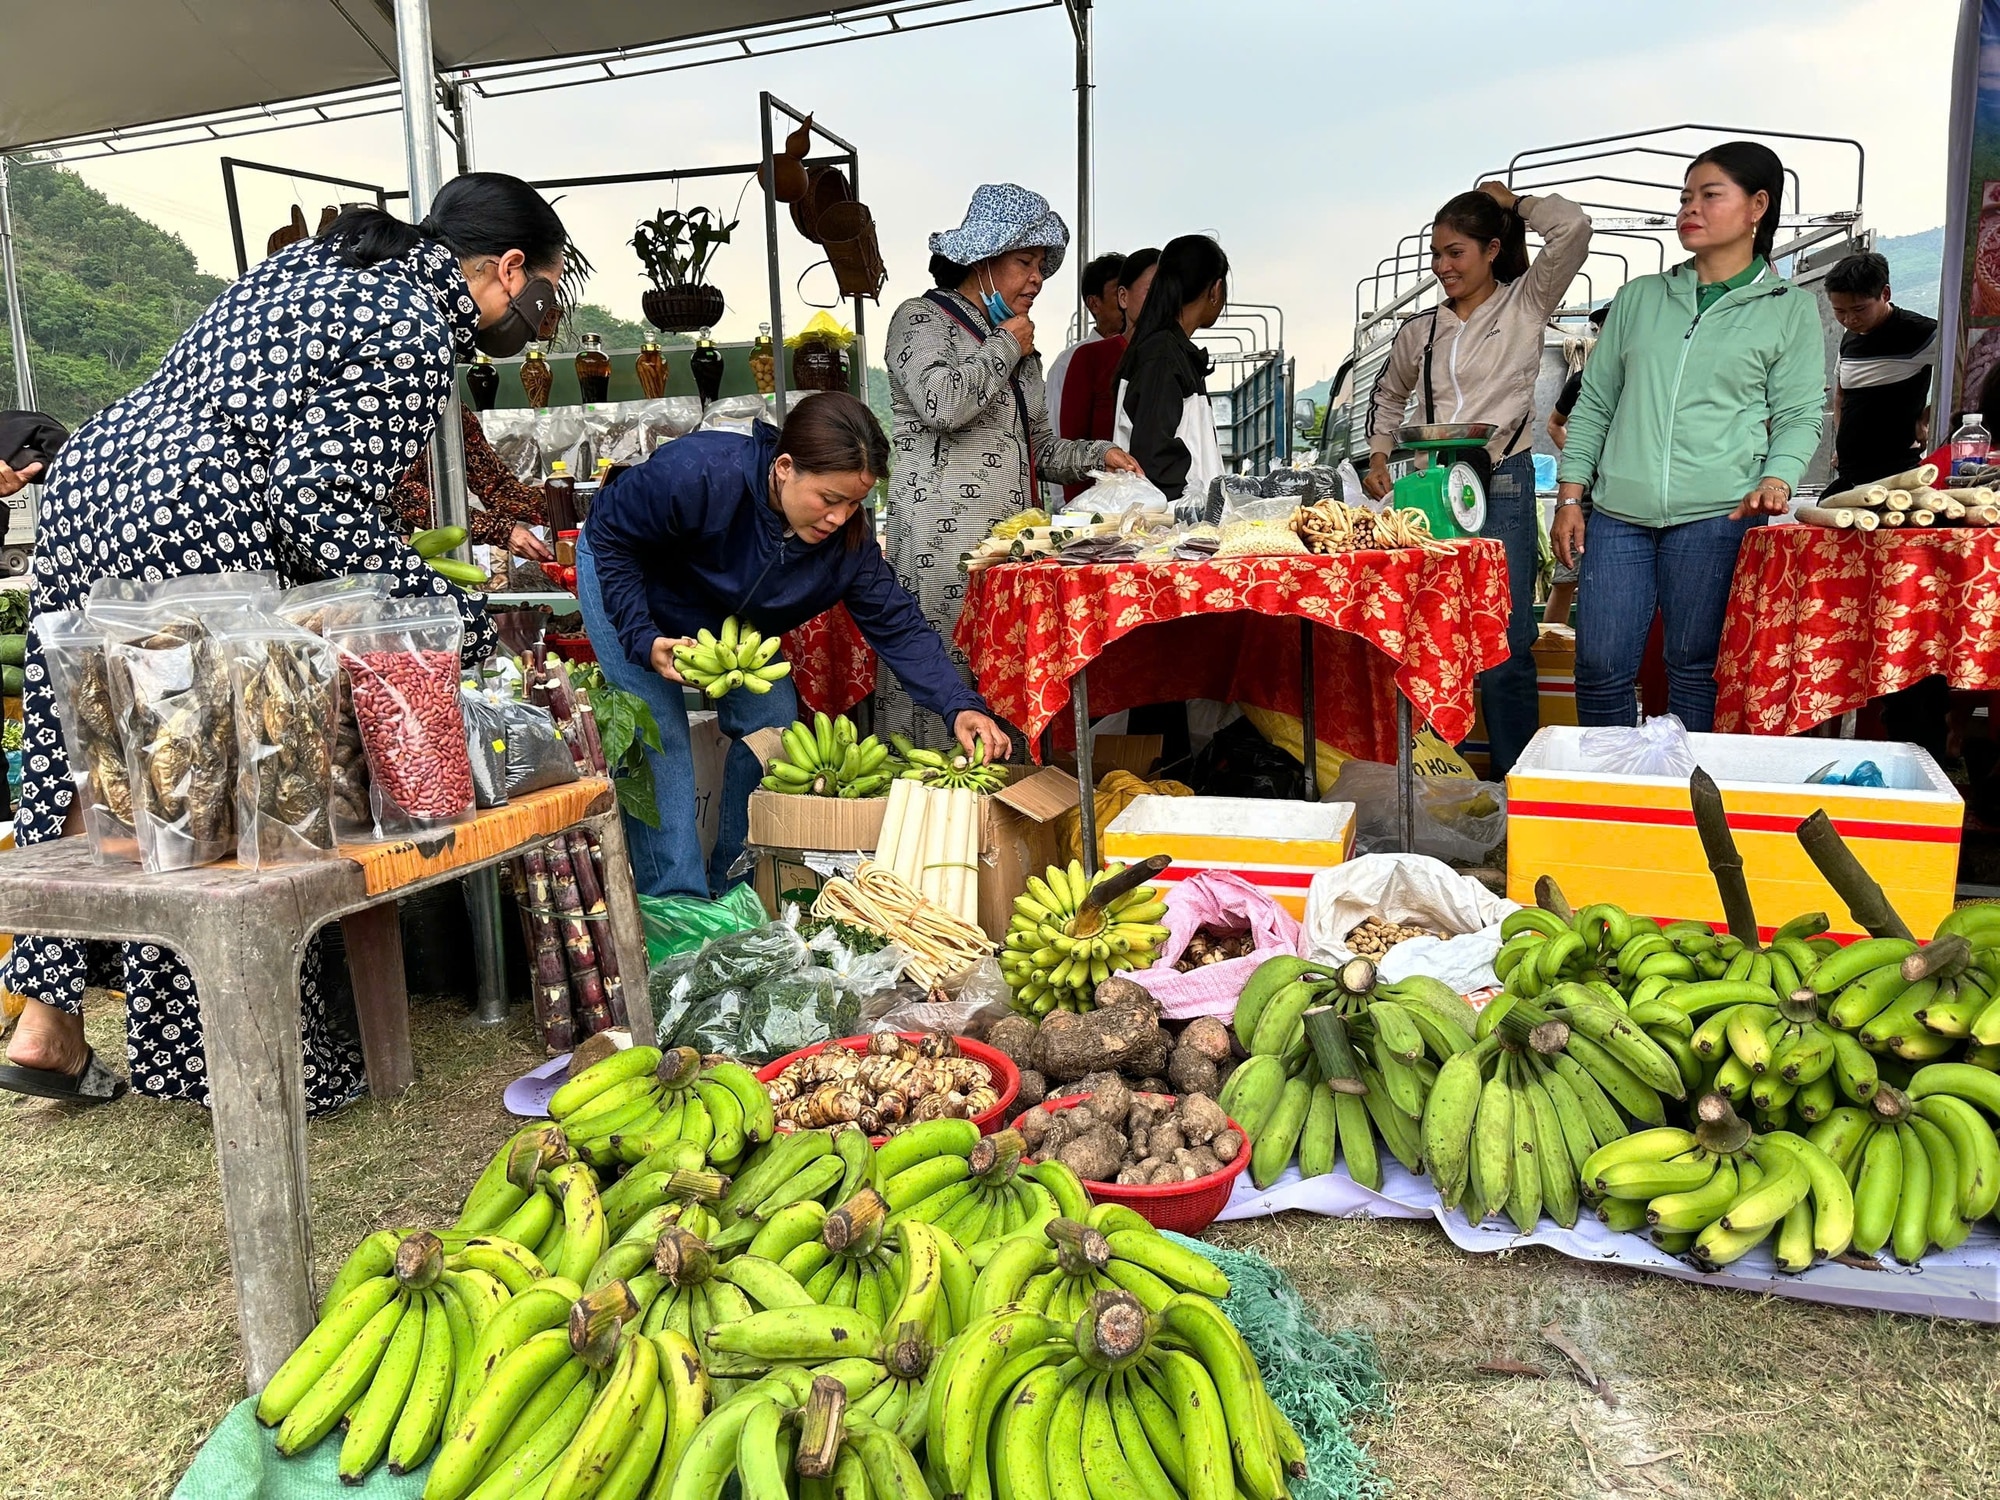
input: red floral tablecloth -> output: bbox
[783,604,877,718]
[953,546,1512,764]
[1715,527,2000,735]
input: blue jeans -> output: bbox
[575,530,798,898]
[1477,448,1541,778]
[1573,508,1763,732]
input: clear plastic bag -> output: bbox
[92,590,244,873]
[537,408,589,481]
[689,922,811,997]
[663,984,751,1056]
[277,576,397,838]
[637,397,703,452]
[739,967,858,1063]
[218,613,340,868]
[34,609,137,864]
[502,699,580,798]
[1074,469,1170,518]
[325,599,475,835]
[1577,714,1697,779]
[861,954,1015,1037]
[459,689,512,809]
[481,409,543,485]
[640,884,769,968]
[804,927,910,1002]
[1330,760,1507,865]
[699,394,780,435]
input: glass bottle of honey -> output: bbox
[543,459,578,533]
[520,344,553,409]
[573,332,611,405]
[635,337,669,400]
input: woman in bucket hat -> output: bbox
[879,183,1140,746]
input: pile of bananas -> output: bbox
[889,734,1007,793]
[930,1290,1301,1500]
[411,525,489,589]
[1809,1065,2000,1264]
[1584,1095,1854,1268]
[674,618,793,701]
[714,1118,890,1248]
[762,714,891,798]
[662,1366,930,1500]
[548,1045,775,1174]
[969,1205,1231,1322]
[1218,955,1484,1193]
[1002,861,1170,1015]
[1494,903,1840,1002]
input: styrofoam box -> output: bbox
[1506,727,1962,939]
[1105,795,1357,918]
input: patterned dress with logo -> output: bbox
[5,235,497,1113]
[879,289,1107,746]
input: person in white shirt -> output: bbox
[1046,252,1128,440]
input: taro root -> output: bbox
[985,1015,1037,1064]
[1086,1075,1133,1124]
[1134,1075,1172,1095]
[1029,998,1170,1083]
[1057,1123,1128,1184]
[1014,1068,1048,1111]
[1178,1016,1233,1064]
[1014,1104,1056,1152]
[1149,1120,1185,1160]
[1167,1046,1221,1098]
[1090,976,1158,1016]
[1177,1145,1223,1178]
[1211,1128,1245,1163]
[1177,1093,1229,1145]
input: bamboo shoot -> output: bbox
[1875,462,1940,492]
[917,784,951,905]
[1852,509,1880,531]
[959,787,983,927]
[1884,488,1915,512]
[1881,510,1908,527]
[1794,506,1858,529]
[898,784,937,888]
[1910,509,1937,527]
[937,787,969,920]
[876,777,911,869]
[1817,481,1887,508]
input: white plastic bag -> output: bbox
[1075,469,1169,518]
[1577,714,1696,778]
[1303,852,1519,993]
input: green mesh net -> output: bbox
[1167,1232,1390,1500]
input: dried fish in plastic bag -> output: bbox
[219,614,339,867]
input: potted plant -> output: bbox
[633,207,737,333]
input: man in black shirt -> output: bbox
[1826,251,1939,492]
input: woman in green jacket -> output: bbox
[1553,141,1825,730]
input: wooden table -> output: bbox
[0,779,650,1390]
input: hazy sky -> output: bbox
[55,0,1961,386]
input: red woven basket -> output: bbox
[756,1032,1020,1146]
[1022,1093,1248,1234]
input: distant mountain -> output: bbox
[1874,226,1943,317]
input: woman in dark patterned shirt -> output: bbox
[0,173,567,1113]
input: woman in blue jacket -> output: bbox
[578,392,1011,898]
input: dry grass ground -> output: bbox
[2,1000,1995,1500]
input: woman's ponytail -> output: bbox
[319,172,566,271]
[1688,141,1786,262]
[1433,191,1530,284]
[1115,234,1230,386]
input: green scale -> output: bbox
[1388,422,1492,539]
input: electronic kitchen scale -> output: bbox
[1390,422,1492,538]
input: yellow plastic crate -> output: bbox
[1105,795,1356,919]
[1506,728,1962,941]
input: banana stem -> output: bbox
[1691,1092,1752,1156]
[1902,933,1970,982]
[1795,810,1916,941]
[795,1376,849,1478]
[1078,1292,1149,1370]
[570,1282,639,1366]
[969,1129,1025,1183]
[1303,1007,1369,1095]
[666,1168,731,1203]
[1046,1218,1112,1273]
[1867,1083,1914,1125]
[1535,875,1574,923]
[394,1230,444,1290]
[1690,769,1761,946]
[823,1188,888,1256]
[656,1046,703,1091]
[1777,990,1820,1026]
[654,1226,715,1286]
[885,1321,934,1381]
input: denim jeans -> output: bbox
[1573,508,1763,731]
[1476,448,1541,778]
[575,530,798,898]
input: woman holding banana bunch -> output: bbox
[577,391,1011,899]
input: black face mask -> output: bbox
[472,274,562,357]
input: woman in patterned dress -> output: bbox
[879,184,1140,746]
[0,173,568,1114]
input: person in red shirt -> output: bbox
[1059,247,1158,500]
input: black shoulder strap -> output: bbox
[924,289,986,340]
[1419,308,1444,426]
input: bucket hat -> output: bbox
[928,184,1068,276]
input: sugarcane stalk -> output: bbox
[581,837,629,1025]
[1795,809,1916,941]
[567,831,609,914]
[1689,768,1761,946]
[520,846,577,1053]
[570,684,609,776]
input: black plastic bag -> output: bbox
[502,699,579,796]
[1185,715,1305,800]
[460,690,511,809]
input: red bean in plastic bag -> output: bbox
[347,648,474,821]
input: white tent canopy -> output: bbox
[0,0,1070,156]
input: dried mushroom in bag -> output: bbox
[219,615,339,867]
[277,577,397,839]
[34,609,138,864]
[109,617,237,872]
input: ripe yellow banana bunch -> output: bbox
[1581,1093,1856,1270]
[1002,861,1168,1016]
[675,616,793,700]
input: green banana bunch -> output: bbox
[717,1124,888,1259]
[762,713,893,798]
[928,1289,1300,1500]
[675,616,794,701]
[256,1232,483,1480]
[889,732,1007,794]
[1578,1092,1856,1270]
[549,1043,777,1175]
[1002,860,1169,1016]
[968,1208,1231,1326]
[660,1368,931,1500]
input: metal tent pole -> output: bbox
[0,158,37,414]
[1071,0,1094,326]
[761,93,791,420]
[393,0,469,549]
[1938,0,1984,412]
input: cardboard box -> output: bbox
[1104,794,1357,918]
[744,732,1080,940]
[690,711,728,859]
[1506,727,1962,940]
[1459,627,1576,778]
[1053,735,1166,782]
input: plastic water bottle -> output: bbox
[1949,413,1991,477]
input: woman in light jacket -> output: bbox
[1362,183,1592,777]
[881,183,1139,745]
[1553,142,1824,730]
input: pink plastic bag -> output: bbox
[1123,871,1311,1020]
